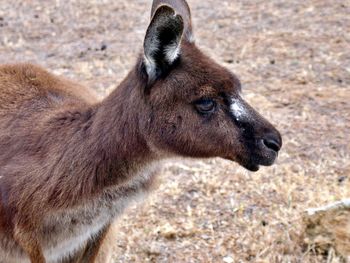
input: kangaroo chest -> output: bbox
[41,169,156,262]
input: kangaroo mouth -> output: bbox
[241,161,261,172]
[239,154,277,172]
[229,140,279,172]
[241,147,279,172]
[225,155,261,172]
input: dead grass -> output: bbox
[0,0,349,262]
[304,200,350,260]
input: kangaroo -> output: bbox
[0,0,282,262]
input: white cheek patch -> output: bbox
[230,98,249,122]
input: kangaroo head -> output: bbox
[137,0,282,171]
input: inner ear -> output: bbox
[143,5,184,83]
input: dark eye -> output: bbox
[194,99,216,114]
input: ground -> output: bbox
[0,0,349,262]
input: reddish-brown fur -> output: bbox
[0,1,281,262]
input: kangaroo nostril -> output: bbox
[262,137,281,152]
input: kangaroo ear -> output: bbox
[143,5,184,83]
[151,0,193,43]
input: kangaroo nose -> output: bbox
[262,133,282,152]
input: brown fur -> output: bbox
[0,1,281,262]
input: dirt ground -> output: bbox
[0,0,349,262]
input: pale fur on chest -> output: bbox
[0,165,158,263]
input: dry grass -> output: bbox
[304,199,350,260]
[0,0,349,262]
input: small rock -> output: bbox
[261,220,268,226]
[223,256,234,263]
[144,242,163,256]
[159,223,177,240]
[101,43,107,51]
[338,176,346,183]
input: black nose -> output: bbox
[262,134,282,152]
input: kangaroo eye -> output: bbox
[194,99,216,114]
